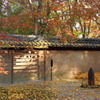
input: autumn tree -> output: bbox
[54,0,100,38]
[0,0,99,38]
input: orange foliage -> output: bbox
[0,61,8,74]
[0,67,8,74]
[0,0,99,39]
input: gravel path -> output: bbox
[0,79,100,100]
[51,79,100,100]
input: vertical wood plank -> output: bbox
[50,66,52,81]
[37,50,40,80]
[44,50,46,81]
[50,59,53,81]
[11,51,14,84]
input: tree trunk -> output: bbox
[34,21,38,35]
[82,34,85,38]
[47,2,50,19]
[34,0,43,35]
[0,0,3,16]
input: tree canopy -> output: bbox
[0,0,100,39]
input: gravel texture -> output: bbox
[0,79,100,100]
[51,79,100,100]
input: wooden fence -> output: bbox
[0,52,40,84]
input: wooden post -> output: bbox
[50,59,53,81]
[37,50,40,80]
[11,51,14,84]
[43,50,46,81]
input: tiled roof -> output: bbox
[0,34,100,50]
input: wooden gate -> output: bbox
[0,51,39,84]
[13,52,39,83]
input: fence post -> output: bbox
[50,59,53,81]
[43,50,46,81]
[11,51,14,84]
[88,67,94,85]
[37,50,40,80]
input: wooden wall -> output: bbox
[0,52,39,84]
[1,50,100,83]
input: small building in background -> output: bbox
[0,34,100,84]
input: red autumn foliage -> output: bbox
[0,0,99,39]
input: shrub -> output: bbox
[75,72,100,81]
